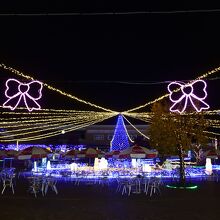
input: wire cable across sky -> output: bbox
[0,9,220,16]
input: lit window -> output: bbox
[107,135,113,140]
[94,135,104,140]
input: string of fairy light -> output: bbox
[122,115,150,140]
[2,118,110,142]
[0,63,120,142]
[123,111,220,124]
[0,113,115,134]
[122,66,220,114]
[0,110,117,141]
[0,112,116,142]
[121,66,220,137]
[122,110,220,139]
[0,63,118,113]
[0,107,117,141]
[0,63,220,142]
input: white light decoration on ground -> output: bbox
[70,163,78,172]
[42,157,47,168]
[142,164,152,172]
[99,158,108,170]
[3,78,43,111]
[94,158,100,171]
[33,161,37,172]
[168,80,210,113]
[46,160,51,170]
[205,158,212,175]
[131,158,137,168]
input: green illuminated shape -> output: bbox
[166,184,198,190]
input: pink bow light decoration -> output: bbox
[168,80,210,113]
[3,78,43,111]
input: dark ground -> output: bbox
[0,175,220,220]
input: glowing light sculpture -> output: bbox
[205,158,212,175]
[94,158,100,171]
[110,115,131,151]
[99,158,108,170]
[142,164,152,172]
[3,78,43,111]
[42,157,47,168]
[168,80,210,113]
[131,158,137,168]
[33,161,37,172]
[70,162,78,172]
[46,160,51,170]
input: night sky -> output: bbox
[0,3,220,112]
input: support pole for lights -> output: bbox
[16,140,19,151]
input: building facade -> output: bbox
[79,124,149,151]
[1,124,149,152]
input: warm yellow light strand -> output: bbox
[0,115,114,142]
[18,120,104,142]
[203,131,220,136]
[0,63,118,113]
[0,114,117,130]
[0,111,116,124]
[0,117,101,138]
[0,116,95,135]
[123,111,220,130]
[122,114,150,139]
[123,65,220,113]
[0,116,79,128]
[0,113,113,122]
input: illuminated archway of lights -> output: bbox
[1,63,220,142]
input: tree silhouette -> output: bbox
[148,101,208,186]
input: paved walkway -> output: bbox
[0,176,219,220]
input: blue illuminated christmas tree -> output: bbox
[110,115,131,151]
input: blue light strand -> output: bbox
[110,115,131,151]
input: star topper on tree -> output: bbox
[167,79,210,113]
[3,78,43,111]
